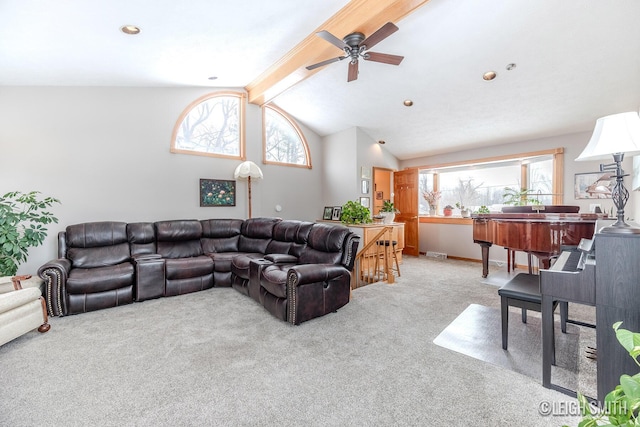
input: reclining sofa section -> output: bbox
[38,218,360,325]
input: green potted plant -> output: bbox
[0,191,60,276]
[566,322,640,427]
[379,200,398,224]
[502,187,540,206]
[340,200,372,225]
[456,202,470,218]
[476,205,490,214]
[443,204,454,217]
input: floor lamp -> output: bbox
[234,160,263,218]
[576,111,640,234]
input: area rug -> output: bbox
[433,303,597,398]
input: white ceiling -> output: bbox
[2,0,639,160]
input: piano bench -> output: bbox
[498,273,568,352]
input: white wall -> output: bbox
[400,131,636,263]
[0,86,325,274]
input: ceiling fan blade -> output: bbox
[359,22,399,50]
[347,61,359,82]
[364,52,404,66]
[306,56,346,71]
[316,30,350,50]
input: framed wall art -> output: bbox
[200,179,236,206]
[360,197,370,208]
[375,191,383,200]
[361,179,369,194]
[331,206,342,221]
[323,206,333,220]
[574,172,614,199]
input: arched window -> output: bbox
[263,104,311,168]
[171,91,245,159]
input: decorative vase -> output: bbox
[461,209,470,218]
[429,208,436,216]
[381,212,395,224]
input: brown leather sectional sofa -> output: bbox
[37,218,359,325]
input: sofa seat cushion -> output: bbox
[230,253,265,279]
[66,262,134,294]
[211,252,260,273]
[261,264,295,298]
[165,256,213,280]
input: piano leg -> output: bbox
[542,294,556,388]
[478,242,491,278]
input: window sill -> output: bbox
[419,216,473,225]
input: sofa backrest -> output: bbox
[64,221,131,268]
[200,219,243,253]
[126,222,156,256]
[238,217,280,253]
[266,220,314,257]
[155,220,203,259]
[298,223,351,266]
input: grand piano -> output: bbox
[472,206,605,277]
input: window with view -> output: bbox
[171,92,245,159]
[263,104,311,168]
[418,150,560,215]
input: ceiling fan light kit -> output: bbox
[306,22,404,82]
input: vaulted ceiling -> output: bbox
[1,0,639,160]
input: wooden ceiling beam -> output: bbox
[245,0,430,106]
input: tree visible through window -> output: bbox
[171,92,245,159]
[263,105,311,168]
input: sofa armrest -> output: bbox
[286,264,349,287]
[131,255,165,301]
[264,253,298,264]
[37,258,71,317]
[285,264,351,325]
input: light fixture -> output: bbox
[483,71,497,81]
[234,161,264,219]
[506,63,516,71]
[403,99,413,107]
[208,76,218,81]
[120,25,141,35]
[378,140,386,145]
[576,111,640,233]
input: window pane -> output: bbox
[528,158,553,205]
[418,171,434,214]
[264,107,308,166]
[439,165,520,212]
[175,95,241,156]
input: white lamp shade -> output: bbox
[234,161,263,180]
[576,112,640,161]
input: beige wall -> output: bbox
[0,86,326,274]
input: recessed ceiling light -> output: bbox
[403,99,413,107]
[120,25,141,35]
[378,140,386,145]
[483,71,497,81]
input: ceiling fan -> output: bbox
[306,22,404,82]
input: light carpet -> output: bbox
[0,257,589,426]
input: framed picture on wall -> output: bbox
[331,207,342,221]
[200,179,236,206]
[360,197,370,208]
[375,191,383,200]
[361,179,369,194]
[323,206,333,220]
[574,172,614,199]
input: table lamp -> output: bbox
[234,160,263,218]
[576,111,640,233]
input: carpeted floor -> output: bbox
[0,256,593,426]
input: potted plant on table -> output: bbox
[0,191,60,276]
[422,190,441,216]
[379,200,399,224]
[340,200,372,225]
